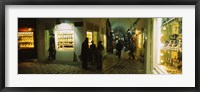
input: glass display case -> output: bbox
[159,18,182,74]
[57,31,74,49]
[18,28,34,49]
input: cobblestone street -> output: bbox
[18,51,145,74]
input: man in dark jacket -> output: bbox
[81,38,89,69]
[116,40,123,59]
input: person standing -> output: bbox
[52,43,56,60]
[48,44,55,61]
[81,38,89,69]
[90,41,96,63]
[129,41,135,60]
[116,40,123,59]
[49,35,56,61]
[96,41,104,70]
[115,39,119,56]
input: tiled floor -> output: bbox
[18,51,145,74]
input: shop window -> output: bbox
[87,31,92,45]
[93,32,98,45]
[158,18,182,74]
[18,28,34,49]
[57,31,74,48]
[55,23,74,50]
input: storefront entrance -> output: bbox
[54,23,75,61]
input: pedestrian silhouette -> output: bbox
[90,41,96,64]
[81,38,89,69]
[48,44,56,61]
[96,41,104,70]
[129,41,135,60]
[116,40,123,59]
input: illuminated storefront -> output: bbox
[87,31,92,45]
[153,18,182,74]
[18,18,107,62]
[54,23,75,61]
[85,21,100,46]
[18,18,38,60]
[57,31,74,49]
[18,28,34,49]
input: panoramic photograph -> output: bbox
[18,18,182,74]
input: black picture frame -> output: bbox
[0,0,199,92]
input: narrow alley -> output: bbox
[18,50,144,74]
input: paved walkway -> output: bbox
[18,51,145,74]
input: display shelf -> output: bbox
[161,47,181,51]
[57,31,74,49]
[160,64,182,74]
[18,32,34,49]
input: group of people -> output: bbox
[81,38,104,70]
[115,38,136,60]
[48,34,135,70]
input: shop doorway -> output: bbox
[54,23,75,61]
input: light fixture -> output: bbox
[162,26,166,30]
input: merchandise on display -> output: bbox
[160,18,182,74]
[57,31,74,49]
[18,31,34,49]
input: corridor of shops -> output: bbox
[18,18,182,74]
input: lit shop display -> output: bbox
[57,31,74,49]
[54,23,75,61]
[159,18,182,74]
[135,29,143,49]
[93,32,98,45]
[18,28,34,49]
[55,23,74,50]
[87,31,92,45]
